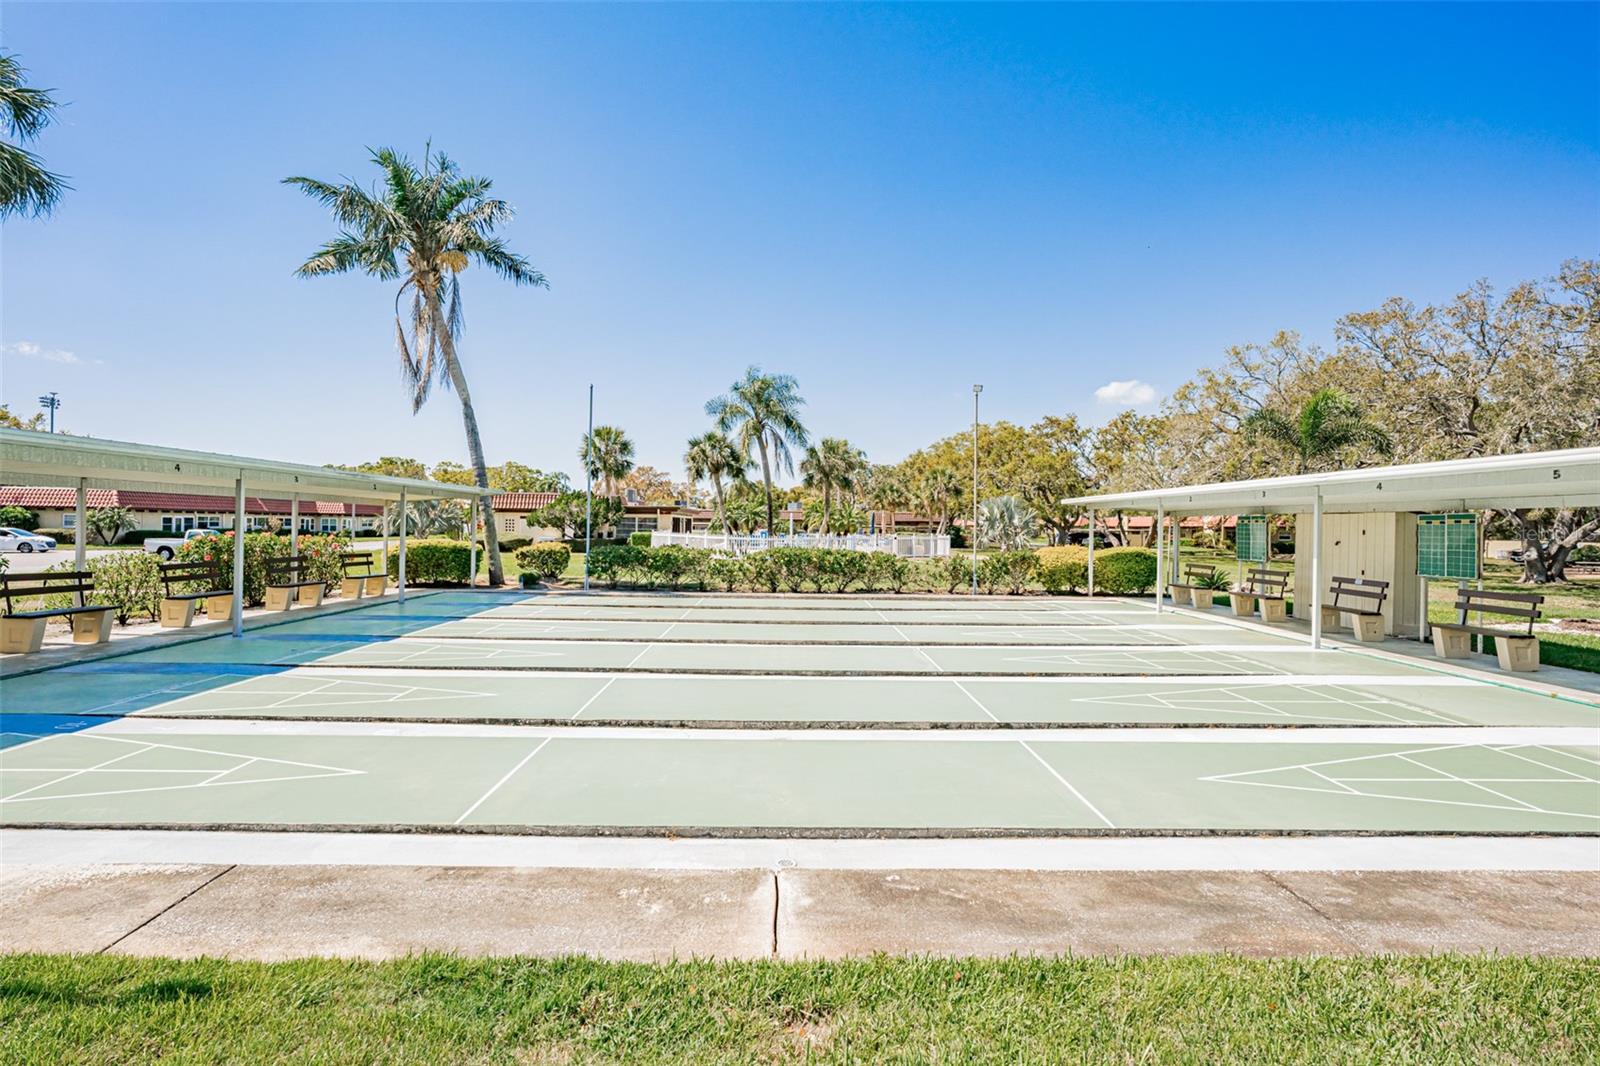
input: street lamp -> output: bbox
[38,392,60,433]
[971,384,982,596]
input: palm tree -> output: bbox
[706,367,810,534]
[579,425,636,496]
[723,492,766,535]
[285,147,546,588]
[978,496,1038,551]
[1243,388,1394,474]
[800,437,863,536]
[916,466,963,535]
[1,51,68,218]
[684,431,749,532]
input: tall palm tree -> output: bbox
[706,367,810,534]
[579,425,636,497]
[800,437,863,536]
[0,51,68,219]
[916,466,963,535]
[1243,388,1394,474]
[285,147,546,587]
[684,431,750,532]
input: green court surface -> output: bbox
[3,589,1597,836]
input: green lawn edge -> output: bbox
[2,953,1596,1064]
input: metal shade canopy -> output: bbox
[1062,447,1600,514]
[1,427,482,504]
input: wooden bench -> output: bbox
[1321,576,1389,642]
[157,560,234,628]
[1432,588,1544,672]
[264,556,325,612]
[1229,567,1291,622]
[0,572,115,654]
[1168,564,1219,608]
[339,551,387,599]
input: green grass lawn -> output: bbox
[2,953,1595,1064]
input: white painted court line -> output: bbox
[951,679,1115,828]
[240,667,1491,687]
[10,828,1596,870]
[76,718,1600,745]
[338,635,1330,654]
[569,677,619,721]
[452,737,554,824]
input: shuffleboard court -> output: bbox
[4,665,1597,727]
[259,614,1293,647]
[3,588,1596,838]
[2,719,1596,834]
[107,634,1430,676]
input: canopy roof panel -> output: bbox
[0,428,482,504]
[1062,448,1600,514]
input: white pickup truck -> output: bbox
[143,528,223,560]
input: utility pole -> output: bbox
[38,392,60,433]
[971,384,982,596]
[583,384,594,592]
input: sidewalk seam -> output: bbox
[1260,871,1362,950]
[770,871,780,958]
[97,864,237,954]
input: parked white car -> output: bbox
[0,527,57,553]
[143,527,223,560]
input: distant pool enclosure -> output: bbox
[650,531,952,557]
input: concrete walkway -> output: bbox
[4,863,1596,960]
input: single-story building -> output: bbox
[487,491,698,544]
[0,486,382,535]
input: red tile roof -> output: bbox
[0,487,380,516]
[491,492,560,511]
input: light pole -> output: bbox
[38,392,60,433]
[971,384,982,596]
[583,384,594,592]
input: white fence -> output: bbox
[650,531,951,557]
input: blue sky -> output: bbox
[4,2,1596,484]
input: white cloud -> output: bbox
[1094,379,1156,406]
[3,341,84,365]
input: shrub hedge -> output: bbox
[513,542,572,583]
[1035,545,1157,595]
[1090,546,1159,594]
[385,538,473,585]
[1036,545,1088,594]
[0,505,39,530]
[628,531,655,548]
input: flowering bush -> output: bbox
[173,532,348,605]
[175,532,288,607]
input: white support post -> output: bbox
[468,497,478,590]
[1171,513,1181,587]
[1154,504,1165,613]
[1418,577,1429,641]
[1086,507,1095,599]
[230,475,246,638]
[290,494,299,555]
[1310,489,1324,650]
[397,487,408,605]
[74,477,87,606]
